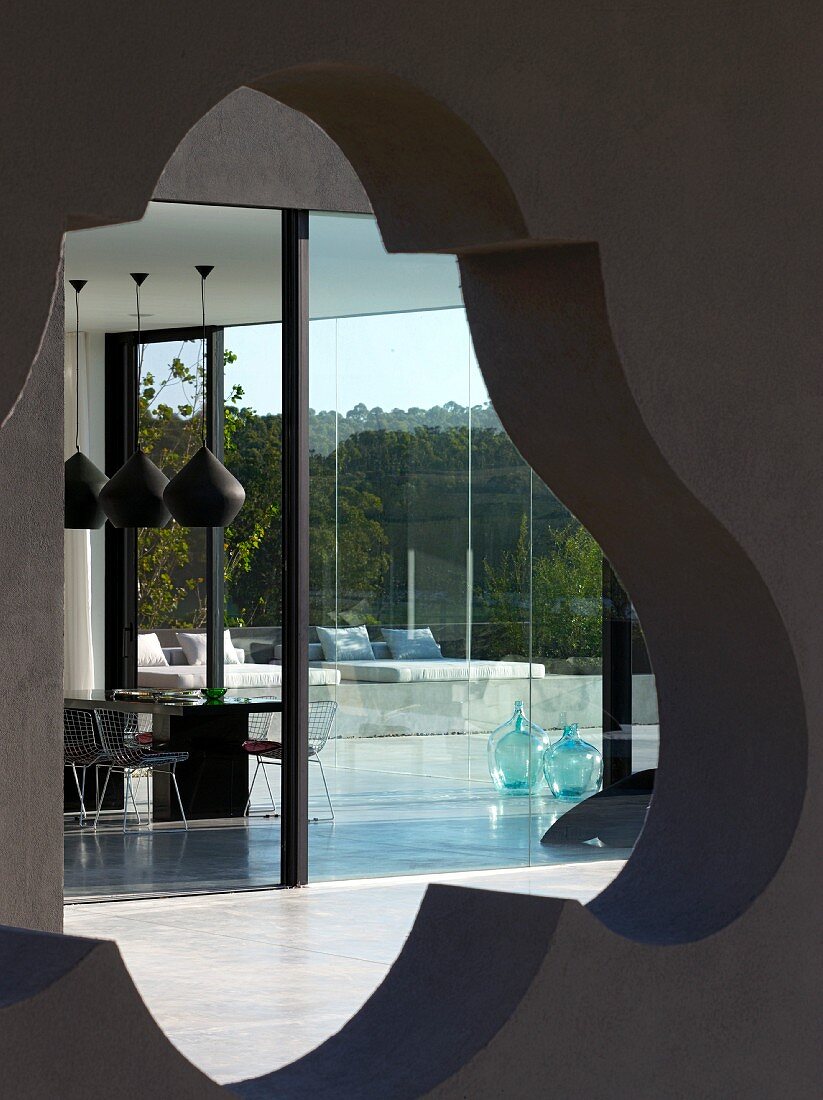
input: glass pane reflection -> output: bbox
[307,211,659,881]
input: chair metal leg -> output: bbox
[71,763,86,826]
[171,764,188,830]
[123,770,133,832]
[244,758,277,816]
[94,763,107,814]
[79,765,89,825]
[313,756,335,823]
[260,760,277,815]
[244,758,262,816]
[128,771,142,827]
[94,766,112,830]
[132,774,142,817]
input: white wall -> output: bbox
[87,331,107,686]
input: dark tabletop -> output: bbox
[64,690,282,717]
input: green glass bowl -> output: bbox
[201,687,228,701]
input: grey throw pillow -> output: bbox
[316,625,375,662]
[177,630,241,665]
[382,627,443,661]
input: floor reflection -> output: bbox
[65,729,657,900]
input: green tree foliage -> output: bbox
[138,359,603,660]
[308,471,391,626]
[306,400,505,455]
[137,348,204,629]
[223,404,281,626]
[138,346,275,629]
[483,517,602,661]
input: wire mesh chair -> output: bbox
[243,700,337,821]
[93,708,189,831]
[64,708,108,826]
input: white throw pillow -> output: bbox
[137,633,169,667]
[177,630,241,665]
[382,627,443,661]
[225,633,241,665]
[315,625,375,662]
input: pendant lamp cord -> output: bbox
[201,273,207,447]
[134,283,143,396]
[74,286,81,452]
[129,273,149,453]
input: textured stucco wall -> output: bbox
[0,295,64,932]
[154,87,370,213]
[0,3,819,1095]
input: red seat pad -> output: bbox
[243,740,282,757]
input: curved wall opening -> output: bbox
[50,60,806,1092]
[63,194,662,1085]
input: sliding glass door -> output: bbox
[305,212,658,882]
[64,201,285,900]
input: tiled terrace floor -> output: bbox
[64,860,625,1084]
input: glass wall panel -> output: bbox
[632,624,659,772]
[138,337,207,633]
[308,260,491,877]
[308,211,659,881]
[64,200,283,900]
[223,323,282,649]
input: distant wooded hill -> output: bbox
[139,374,602,660]
[306,400,506,455]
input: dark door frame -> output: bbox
[602,558,633,787]
[280,209,310,885]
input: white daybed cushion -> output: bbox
[315,659,546,684]
[382,627,443,661]
[316,625,374,662]
[178,630,242,665]
[137,633,168,667]
[136,664,340,688]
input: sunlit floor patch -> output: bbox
[64,860,624,1083]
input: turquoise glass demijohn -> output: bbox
[487,700,551,795]
[543,718,603,800]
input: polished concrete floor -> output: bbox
[65,730,657,901]
[63,860,625,1084]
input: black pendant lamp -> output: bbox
[163,266,245,527]
[65,279,109,528]
[99,273,171,528]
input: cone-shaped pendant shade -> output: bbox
[99,448,171,528]
[65,450,108,528]
[64,277,107,528]
[163,445,245,527]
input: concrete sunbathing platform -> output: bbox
[307,672,659,739]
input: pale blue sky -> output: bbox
[143,306,491,418]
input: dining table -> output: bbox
[64,689,282,822]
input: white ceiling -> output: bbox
[64,203,464,333]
